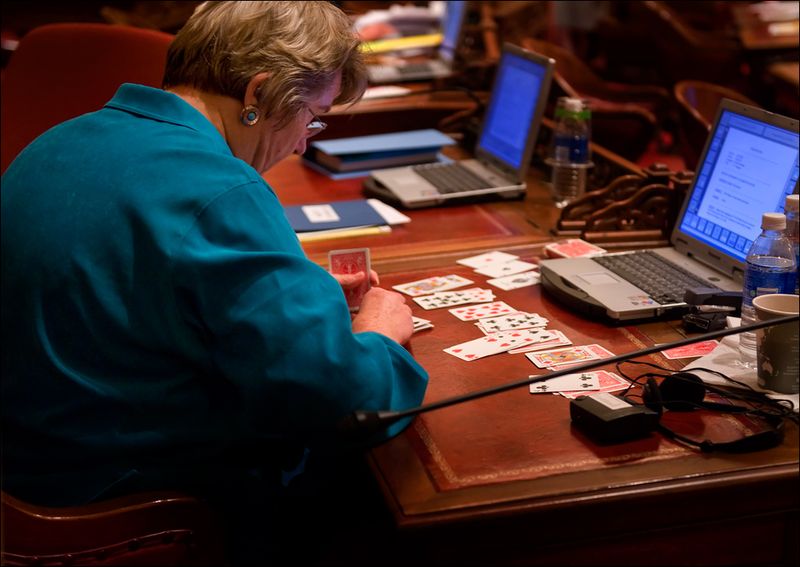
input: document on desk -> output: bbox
[284,198,409,242]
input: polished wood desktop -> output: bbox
[356,259,798,566]
[264,135,798,566]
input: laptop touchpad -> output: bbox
[577,272,619,286]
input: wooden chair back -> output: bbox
[1,489,226,566]
[1,23,174,174]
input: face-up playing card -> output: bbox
[660,340,719,359]
[413,288,494,310]
[475,312,548,333]
[528,372,601,393]
[448,301,519,321]
[329,248,371,312]
[558,370,630,398]
[392,274,474,297]
[506,330,572,353]
[474,260,538,279]
[525,344,615,369]
[444,329,556,361]
[544,239,607,258]
[486,271,540,291]
[412,316,433,333]
[456,250,520,269]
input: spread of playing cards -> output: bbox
[389,249,629,398]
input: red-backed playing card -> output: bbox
[329,248,371,312]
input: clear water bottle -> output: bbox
[784,194,799,295]
[739,212,797,366]
[547,97,594,208]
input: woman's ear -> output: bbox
[244,72,270,106]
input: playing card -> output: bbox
[413,288,494,310]
[444,329,556,361]
[456,250,519,269]
[448,301,519,321]
[475,312,548,333]
[486,271,540,291]
[559,370,630,398]
[528,372,601,394]
[392,274,474,297]
[474,260,538,278]
[329,248,370,312]
[544,239,607,258]
[506,330,572,353]
[525,344,614,369]
[660,340,719,359]
[412,316,433,333]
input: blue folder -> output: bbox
[283,199,386,232]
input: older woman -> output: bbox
[1,1,427,552]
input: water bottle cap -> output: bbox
[786,193,799,213]
[555,98,591,120]
[761,212,786,230]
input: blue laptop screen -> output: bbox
[678,108,799,263]
[477,50,547,169]
[440,1,466,62]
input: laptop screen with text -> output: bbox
[675,104,799,264]
[439,1,467,64]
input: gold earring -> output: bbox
[240,105,260,126]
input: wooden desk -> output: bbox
[338,254,799,566]
[263,125,644,272]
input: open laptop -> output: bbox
[367,1,468,84]
[364,43,554,209]
[540,99,800,323]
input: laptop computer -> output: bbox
[367,1,468,84]
[540,99,800,323]
[364,43,554,209]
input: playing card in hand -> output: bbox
[329,248,371,312]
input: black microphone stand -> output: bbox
[339,314,799,438]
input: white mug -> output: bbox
[752,294,799,394]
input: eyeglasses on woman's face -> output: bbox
[306,110,327,138]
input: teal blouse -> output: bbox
[0,84,428,505]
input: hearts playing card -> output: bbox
[329,247,370,312]
[444,329,556,361]
[448,301,519,321]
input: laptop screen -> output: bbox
[476,48,551,171]
[676,101,799,264]
[439,1,467,64]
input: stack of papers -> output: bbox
[284,198,410,242]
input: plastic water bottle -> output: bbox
[784,194,799,295]
[739,212,797,366]
[547,97,594,208]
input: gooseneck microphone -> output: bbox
[338,314,799,439]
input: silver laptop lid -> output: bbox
[670,99,799,280]
[473,43,554,182]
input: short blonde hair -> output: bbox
[163,1,366,126]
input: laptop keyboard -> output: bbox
[412,162,493,194]
[592,250,719,305]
